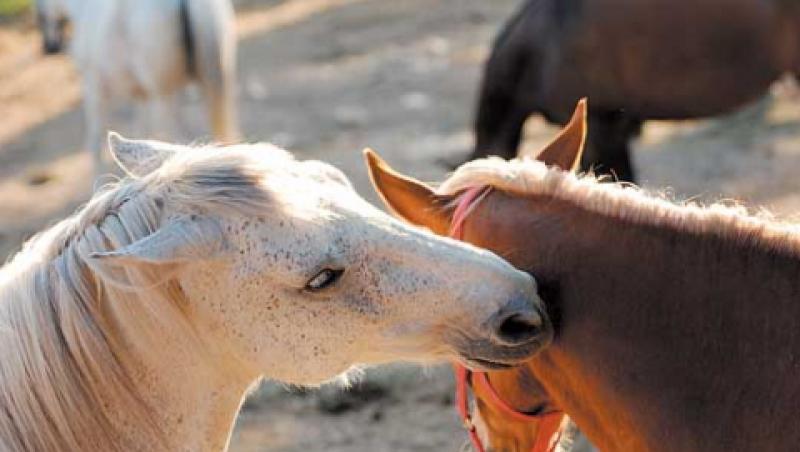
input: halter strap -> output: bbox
[448,186,492,239]
[448,186,566,452]
[454,364,487,452]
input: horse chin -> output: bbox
[460,357,516,371]
[454,331,553,372]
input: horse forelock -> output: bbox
[437,157,800,255]
[0,143,285,451]
[9,144,284,266]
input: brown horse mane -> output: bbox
[437,157,800,257]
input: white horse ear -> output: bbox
[107,132,182,178]
[90,216,226,265]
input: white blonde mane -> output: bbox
[0,144,286,451]
[438,157,800,253]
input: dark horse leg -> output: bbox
[582,111,642,183]
[466,0,548,164]
[468,13,540,165]
[470,73,530,162]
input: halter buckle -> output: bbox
[462,417,476,432]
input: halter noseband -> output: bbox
[448,186,566,452]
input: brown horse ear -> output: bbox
[364,148,451,235]
[522,98,588,172]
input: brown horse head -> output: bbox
[370,94,800,451]
[366,100,588,452]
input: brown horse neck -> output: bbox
[466,189,800,451]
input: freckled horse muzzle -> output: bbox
[449,186,553,370]
[447,186,562,452]
[488,296,551,347]
[458,305,553,371]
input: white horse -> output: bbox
[35,0,239,173]
[0,135,553,451]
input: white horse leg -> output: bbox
[125,101,148,138]
[166,94,189,141]
[185,0,239,142]
[204,73,238,143]
[146,94,179,141]
[83,77,110,177]
[170,92,189,140]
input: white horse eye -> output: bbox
[305,268,344,291]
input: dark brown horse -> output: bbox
[367,101,800,451]
[471,0,800,181]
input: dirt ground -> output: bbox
[1,0,799,450]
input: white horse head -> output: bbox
[34,0,72,54]
[0,134,552,450]
[99,133,552,381]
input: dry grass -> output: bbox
[0,0,29,18]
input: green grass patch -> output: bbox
[0,0,31,17]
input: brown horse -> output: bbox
[367,101,800,451]
[471,0,800,181]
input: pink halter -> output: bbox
[448,186,493,239]
[448,186,566,452]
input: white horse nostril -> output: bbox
[491,304,545,346]
[501,313,541,339]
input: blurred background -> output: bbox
[1,0,798,450]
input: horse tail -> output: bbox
[179,0,197,78]
[182,0,239,142]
